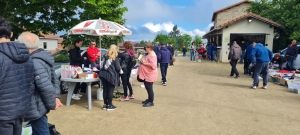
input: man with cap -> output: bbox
[157,42,172,86]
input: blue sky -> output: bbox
[123,0,242,42]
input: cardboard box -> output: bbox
[279,79,288,86]
[78,73,94,79]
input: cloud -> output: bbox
[122,0,244,42]
[124,22,213,41]
[143,22,174,33]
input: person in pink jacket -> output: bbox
[138,43,158,107]
[87,40,101,67]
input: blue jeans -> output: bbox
[240,51,245,63]
[190,51,195,61]
[253,62,269,86]
[286,56,294,71]
[31,115,50,135]
[211,51,217,61]
[160,63,168,82]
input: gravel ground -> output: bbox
[48,56,300,135]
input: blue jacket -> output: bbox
[245,44,253,60]
[250,43,273,64]
[158,46,172,63]
[25,49,60,121]
[0,42,35,121]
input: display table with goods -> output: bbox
[267,64,300,94]
[60,65,102,110]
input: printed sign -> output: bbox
[73,29,91,34]
[99,29,117,34]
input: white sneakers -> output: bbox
[72,94,81,100]
[72,93,84,100]
[198,60,201,62]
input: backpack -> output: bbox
[128,56,137,69]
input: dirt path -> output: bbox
[48,57,300,135]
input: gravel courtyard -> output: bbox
[48,56,300,135]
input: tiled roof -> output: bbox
[203,13,285,38]
[218,13,285,29]
[212,0,251,21]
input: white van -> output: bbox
[276,45,300,70]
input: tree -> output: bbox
[140,40,146,46]
[168,25,181,38]
[248,0,300,51]
[178,34,192,51]
[0,0,127,49]
[153,34,169,44]
[193,35,203,46]
[168,25,181,49]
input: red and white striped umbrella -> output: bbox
[68,18,132,36]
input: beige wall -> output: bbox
[214,3,250,28]
[220,19,274,62]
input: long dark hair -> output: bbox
[69,38,83,51]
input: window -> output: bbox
[43,42,47,49]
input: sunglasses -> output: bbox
[91,44,96,45]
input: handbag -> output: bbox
[137,75,144,82]
[48,123,61,135]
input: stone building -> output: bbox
[203,0,284,62]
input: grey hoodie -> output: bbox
[228,44,242,60]
[24,48,60,121]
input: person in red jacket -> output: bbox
[87,40,101,67]
[197,44,205,62]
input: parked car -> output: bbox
[274,44,300,70]
[53,48,108,94]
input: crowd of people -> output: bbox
[228,39,298,89]
[182,42,218,63]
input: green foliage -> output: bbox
[0,0,127,49]
[178,34,192,51]
[193,35,203,46]
[168,25,181,49]
[140,40,147,46]
[168,25,181,38]
[153,34,170,44]
[248,0,300,51]
[54,51,69,63]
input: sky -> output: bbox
[123,0,243,42]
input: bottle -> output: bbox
[277,74,281,84]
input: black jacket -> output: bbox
[0,42,35,121]
[272,56,287,65]
[167,46,174,55]
[118,51,132,74]
[99,56,120,86]
[69,46,84,66]
[25,49,60,121]
[285,44,298,58]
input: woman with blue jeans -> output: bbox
[190,42,196,62]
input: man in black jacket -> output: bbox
[19,32,63,135]
[167,42,175,67]
[0,18,35,135]
[285,40,298,71]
